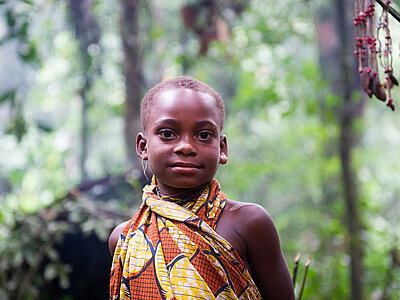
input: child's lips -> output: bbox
[170,162,201,172]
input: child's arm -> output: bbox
[229,202,295,299]
[108,221,129,256]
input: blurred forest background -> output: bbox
[1,0,400,299]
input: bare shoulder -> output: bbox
[223,199,276,237]
[217,199,279,264]
[108,221,129,256]
[228,200,282,261]
[223,199,295,300]
[223,199,269,217]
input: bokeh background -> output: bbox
[1,0,400,299]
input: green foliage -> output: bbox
[1,0,400,299]
[0,184,133,299]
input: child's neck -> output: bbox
[156,182,211,200]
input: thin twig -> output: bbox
[376,0,400,23]
[68,188,132,220]
[292,253,301,288]
[297,257,312,300]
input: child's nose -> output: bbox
[173,137,197,156]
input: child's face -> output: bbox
[136,88,227,196]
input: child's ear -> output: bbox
[219,134,228,164]
[136,132,148,160]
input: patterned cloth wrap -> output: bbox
[109,178,261,300]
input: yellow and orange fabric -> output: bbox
[109,178,261,300]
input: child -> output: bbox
[109,76,294,299]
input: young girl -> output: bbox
[109,76,294,299]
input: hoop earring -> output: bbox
[141,158,149,181]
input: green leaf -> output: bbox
[18,41,38,63]
[44,263,57,281]
[19,21,29,37]
[46,248,59,261]
[36,119,54,132]
[59,271,70,289]
[0,89,15,104]
[6,114,28,142]
[6,10,15,27]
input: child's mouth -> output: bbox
[170,162,201,173]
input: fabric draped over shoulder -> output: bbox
[109,178,261,300]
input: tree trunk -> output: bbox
[317,0,365,299]
[79,85,89,182]
[339,108,364,300]
[120,0,143,170]
[336,0,364,299]
[337,0,365,298]
[68,0,101,183]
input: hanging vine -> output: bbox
[354,0,398,111]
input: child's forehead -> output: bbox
[156,88,215,106]
[153,88,218,116]
[147,88,222,129]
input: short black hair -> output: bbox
[140,76,225,131]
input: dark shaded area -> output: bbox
[40,173,147,300]
[43,232,111,300]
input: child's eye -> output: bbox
[159,130,175,139]
[197,131,213,141]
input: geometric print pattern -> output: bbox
[110,178,261,300]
